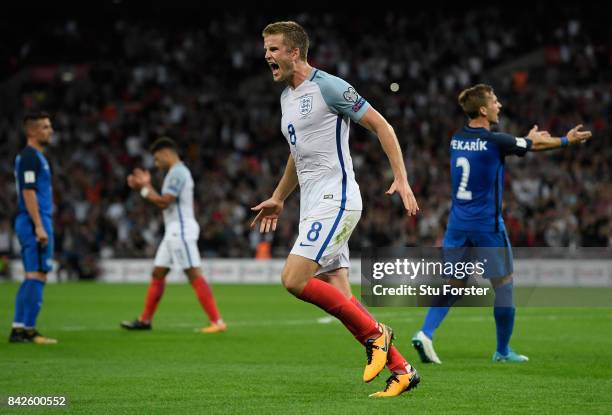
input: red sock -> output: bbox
[350,296,408,373]
[140,278,166,322]
[298,278,380,341]
[191,276,221,324]
[386,347,408,373]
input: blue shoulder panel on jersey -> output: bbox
[163,164,187,196]
[311,69,370,123]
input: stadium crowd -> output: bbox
[0,8,610,278]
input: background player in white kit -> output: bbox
[251,21,420,397]
[121,137,225,333]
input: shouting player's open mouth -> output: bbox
[269,62,280,77]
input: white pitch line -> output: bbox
[56,312,610,332]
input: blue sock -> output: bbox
[23,279,45,329]
[12,280,30,326]
[421,306,450,339]
[421,285,464,339]
[493,282,515,356]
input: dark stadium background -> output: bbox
[0,2,609,280]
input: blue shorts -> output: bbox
[443,228,513,279]
[15,214,54,273]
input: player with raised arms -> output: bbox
[252,21,420,397]
[412,84,592,364]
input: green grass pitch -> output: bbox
[1,283,611,414]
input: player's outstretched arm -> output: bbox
[528,124,592,151]
[250,154,298,233]
[129,168,176,209]
[358,107,419,216]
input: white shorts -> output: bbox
[290,202,361,275]
[153,238,202,269]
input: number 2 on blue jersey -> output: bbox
[456,156,472,200]
[287,124,297,145]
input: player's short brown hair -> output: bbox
[458,84,494,119]
[149,137,178,154]
[23,111,50,131]
[262,21,309,61]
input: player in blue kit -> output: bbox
[9,112,58,344]
[412,84,592,363]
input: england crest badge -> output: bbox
[299,95,313,117]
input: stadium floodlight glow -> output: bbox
[61,71,74,83]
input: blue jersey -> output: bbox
[15,145,53,218]
[446,125,532,233]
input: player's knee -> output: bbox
[26,273,47,282]
[492,274,513,288]
[152,269,167,280]
[281,270,304,295]
[280,270,295,292]
[183,267,201,282]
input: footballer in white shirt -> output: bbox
[251,21,420,398]
[121,137,226,334]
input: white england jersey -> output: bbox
[161,162,199,240]
[280,68,369,219]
